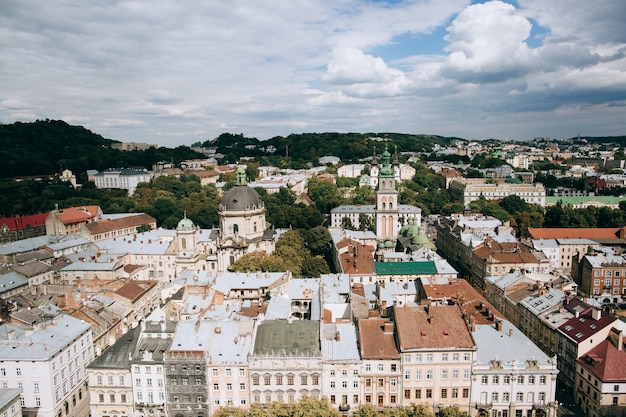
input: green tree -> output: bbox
[289,395,340,417]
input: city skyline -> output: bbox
[1,0,625,147]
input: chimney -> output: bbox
[496,319,503,332]
[609,328,623,350]
[335,331,341,341]
[383,322,394,333]
[509,328,513,337]
[592,308,602,321]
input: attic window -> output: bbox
[443,329,449,335]
[575,332,584,339]
[420,329,426,336]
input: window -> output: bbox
[463,369,470,379]
[99,394,104,403]
[330,370,336,377]
[441,388,448,399]
[378,364,384,372]
[264,375,271,385]
[452,369,459,379]
[527,392,534,402]
[354,380,359,388]
[426,354,434,362]
[426,370,433,380]
[492,392,498,402]
[405,354,411,362]
[301,375,308,385]
[404,390,411,399]
[378,378,384,387]
[212,368,218,376]
[119,376,125,385]
[213,383,219,391]
[464,353,471,361]
[239,368,245,376]
[529,376,535,384]
[415,370,422,380]
[442,354,449,362]
[615,385,620,392]
[426,389,432,399]
[481,376,488,384]
[516,392,523,402]
[390,394,396,404]
[503,393,509,402]
[342,381,348,388]
[365,364,371,372]
[110,394,115,403]
[312,375,319,385]
[366,378,372,387]
[416,354,422,362]
[415,389,421,399]
[441,370,448,380]
[463,388,469,398]
[391,363,397,372]
[405,371,411,380]
[453,353,460,361]
[226,383,232,391]
[452,388,459,398]
[287,375,294,385]
[252,375,260,385]
[539,392,546,402]
[97,376,103,385]
[342,369,348,376]
[34,382,39,392]
[225,368,232,376]
[390,378,396,387]
[121,394,126,403]
[330,395,336,404]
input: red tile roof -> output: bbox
[577,332,626,382]
[338,239,375,274]
[56,206,100,224]
[559,307,616,343]
[0,212,49,231]
[394,304,475,350]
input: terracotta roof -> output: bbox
[394,304,475,350]
[85,213,156,234]
[358,317,400,359]
[577,332,626,382]
[529,227,624,241]
[0,212,49,231]
[55,206,100,224]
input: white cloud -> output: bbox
[0,0,624,145]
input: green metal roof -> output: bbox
[253,319,320,356]
[375,261,437,275]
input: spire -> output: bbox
[236,166,248,185]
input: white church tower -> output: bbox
[375,145,399,239]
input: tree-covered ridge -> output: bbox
[205,132,457,165]
[0,120,204,179]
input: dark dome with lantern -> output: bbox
[220,166,264,212]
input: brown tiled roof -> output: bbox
[473,239,542,264]
[114,281,157,302]
[338,239,375,274]
[394,304,475,350]
[421,278,504,325]
[85,213,156,234]
[358,317,400,360]
[56,206,100,224]
[529,227,624,241]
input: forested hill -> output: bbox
[0,120,203,179]
[204,132,459,164]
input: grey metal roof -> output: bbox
[474,321,553,367]
[88,325,141,369]
[0,314,91,361]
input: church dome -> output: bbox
[177,215,195,231]
[220,185,264,212]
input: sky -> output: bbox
[1,0,625,148]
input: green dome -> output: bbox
[177,215,195,231]
[384,239,394,248]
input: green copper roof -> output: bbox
[375,261,437,275]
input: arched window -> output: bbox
[181,238,187,250]
[233,224,239,234]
